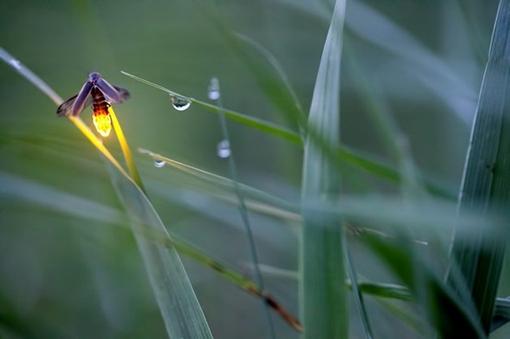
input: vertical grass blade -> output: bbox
[343,237,373,339]
[300,0,347,338]
[209,78,276,337]
[447,0,510,333]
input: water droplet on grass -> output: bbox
[154,159,166,168]
[208,77,220,100]
[217,140,231,158]
[170,95,191,111]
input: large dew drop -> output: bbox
[154,159,166,168]
[170,95,191,111]
[208,77,220,101]
[216,139,231,159]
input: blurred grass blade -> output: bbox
[139,147,298,214]
[123,72,454,199]
[210,78,276,336]
[0,171,302,332]
[224,31,306,129]
[365,234,485,337]
[344,238,373,339]
[1,51,213,339]
[447,0,510,333]
[234,33,304,116]
[493,297,510,331]
[276,1,477,124]
[0,171,124,224]
[190,0,306,129]
[345,46,425,198]
[300,0,347,338]
[344,1,477,125]
[0,47,62,105]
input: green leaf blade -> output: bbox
[107,164,214,339]
[300,0,348,338]
[448,0,510,333]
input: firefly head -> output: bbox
[88,72,102,84]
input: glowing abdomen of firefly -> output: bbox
[91,88,112,137]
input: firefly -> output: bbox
[57,72,130,137]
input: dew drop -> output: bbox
[208,77,221,101]
[217,139,231,159]
[170,95,191,111]
[154,159,166,168]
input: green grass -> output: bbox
[1,0,510,338]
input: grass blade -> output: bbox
[208,78,276,336]
[300,0,347,338]
[121,71,302,144]
[0,171,302,332]
[276,1,477,125]
[344,237,373,339]
[105,164,212,338]
[138,147,298,215]
[1,50,213,338]
[446,0,510,333]
[365,233,485,337]
[123,71,455,199]
[0,47,62,105]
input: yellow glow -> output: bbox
[93,113,112,137]
[68,116,128,177]
[109,107,144,190]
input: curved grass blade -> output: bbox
[138,147,299,215]
[276,1,477,125]
[300,0,347,337]
[121,71,301,144]
[0,171,303,332]
[104,164,209,339]
[345,45,426,198]
[365,233,486,338]
[447,0,510,333]
[122,71,455,199]
[224,31,306,130]
[233,33,304,117]
[0,47,63,105]
[1,50,213,339]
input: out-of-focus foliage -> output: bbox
[2,0,510,338]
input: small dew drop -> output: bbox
[154,159,166,168]
[217,139,231,159]
[208,77,221,101]
[170,95,191,111]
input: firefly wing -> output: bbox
[113,86,130,103]
[71,80,94,116]
[96,77,123,103]
[56,94,93,117]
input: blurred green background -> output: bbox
[1,0,509,338]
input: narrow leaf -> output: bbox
[123,72,455,199]
[447,0,510,333]
[300,1,347,338]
